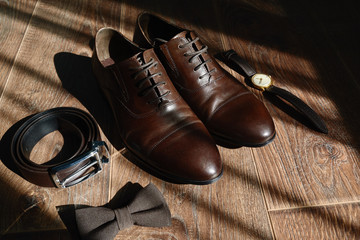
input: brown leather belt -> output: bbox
[10,107,109,188]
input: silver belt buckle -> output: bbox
[50,141,110,188]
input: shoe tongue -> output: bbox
[121,48,154,66]
[132,49,171,105]
[168,30,203,50]
[171,30,199,41]
[153,30,193,46]
[171,30,189,40]
[153,38,167,47]
[142,48,157,62]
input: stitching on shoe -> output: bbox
[205,92,252,124]
[113,95,157,118]
[111,64,129,102]
[160,44,180,78]
[147,120,203,155]
[114,95,182,119]
[177,73,225,93]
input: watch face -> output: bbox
[251,73,272,90]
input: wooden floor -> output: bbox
[1,0,359,239]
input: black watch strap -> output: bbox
[222,49,328,134]
[223,49,256,78]
[267,85,328,134]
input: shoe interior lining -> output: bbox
[146,15,183,43]
[96,29,140,64]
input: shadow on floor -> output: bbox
[53,52,124,150]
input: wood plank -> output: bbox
[0,0,38,98]
[270,203,360,239]
[110,147,273,240]
[2,229,71,240]
[1,0,358,238]
[210,0,360,210]
[0,0,125,234]
[106,2,274,239]
[251,1,360,210]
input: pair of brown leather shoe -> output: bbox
[92,13,275,185]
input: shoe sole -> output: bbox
[121,143,223,185]
[211,131,276,149]
[111,116,223,185]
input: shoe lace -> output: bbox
[131,57,170,104]
[179,37,216,80]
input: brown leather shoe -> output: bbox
[135,13,276,147]
[92,27,222,184]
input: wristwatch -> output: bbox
[250,73,273,91]
[222,49,328,134]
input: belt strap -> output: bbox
[10,107,109,188]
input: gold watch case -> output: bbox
[251,73,273,91]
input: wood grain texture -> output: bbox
[250,1,360,209]
[0,0,38,97]
[211,0,360,210]
[270,203,360,239]
[110,146,273,240]
[2,229,71,240]
[1,0,360,239]
[0,0,125,234]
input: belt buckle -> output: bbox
[50,141,110,188]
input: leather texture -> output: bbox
[10,107,106,187]
[267,85,328,133]
[223,49,328,134]
[92,28,222,184]
[136,13,276,147]
[222,49,257,78]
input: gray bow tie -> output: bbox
[75,183,171,240]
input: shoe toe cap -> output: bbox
[149,123,222,184]
[207,94,275,147]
